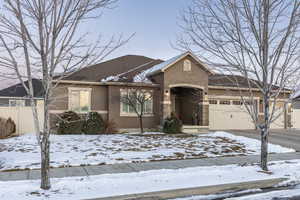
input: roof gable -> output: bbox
[146,51,215,77]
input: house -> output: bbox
[0,79,44,107]
[0,79,44,134]
[0,52,293,133]
[48,51,292,131]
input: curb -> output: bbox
[87,178,287,200]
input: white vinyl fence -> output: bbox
[0,101,44,134]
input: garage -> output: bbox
[292,100,300,129]
[209,99,255,130]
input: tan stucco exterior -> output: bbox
[49,54,291,131]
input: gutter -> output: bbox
[52,80,161,88]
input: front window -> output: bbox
[120,89,153,115]
[9,99,25,107]
[68,88,91,113]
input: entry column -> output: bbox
[162,88,172,121]
[201,94,209,126]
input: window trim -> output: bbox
[68,87,92,113]
[120,89,154,117]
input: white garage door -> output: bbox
[269,102,286,129]
[270,111,285,129]
[292,109,300,129]
[209,103,255,130]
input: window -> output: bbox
[219,100,231,105]
[120,89,153,116]
[68,88,91,113]
[232,100,242,105]
[209,100,218,104]
[9,99,25,107]
[183,59,191,71]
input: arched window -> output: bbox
[183,59,191,71]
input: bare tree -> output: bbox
[177,0,300,171]
[0,0,131,189]
[120,80,153,133]
[121,88,153,133]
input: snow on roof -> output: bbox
[133,52,187,83]
[100,61,155,82]
[291,88,300,99]
[101,75,119,82]
[144,52,186,76]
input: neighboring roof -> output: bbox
[145,51,215,77]
[65,55,163,82]
[0,79,44,98]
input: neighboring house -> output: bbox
[0,52,293,132]
[0,79,44,107]
[0,79,44,134]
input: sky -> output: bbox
[89,0,190,61]
[0,0,190,89]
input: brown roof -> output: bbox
[208,74,261,88]
[64,54,285,90]
[65,55,163,82]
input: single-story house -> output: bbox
[0,52,293,133]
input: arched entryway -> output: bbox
[170,86,204,125]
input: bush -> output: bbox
[57,111,84,134]
[83,112,105,134]
[0,117,16,139]
[163,113,182,134]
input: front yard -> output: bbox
[0,131,295,171]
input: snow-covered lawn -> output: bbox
[0,131,294,171]
[0,160,300,200]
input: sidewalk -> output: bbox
[1,152,300,181]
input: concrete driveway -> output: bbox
[229,129,300,151]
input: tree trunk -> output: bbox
[40,132,50,189]
[30,99,41,142]
[260,126,269,171]
[261,94,270,171]
[139,116,144,133]
[40,101,51,189]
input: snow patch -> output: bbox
[207,131,295,154]
[1,160,300,200]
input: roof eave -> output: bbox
[147,51,215,77]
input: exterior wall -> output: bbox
[164,56,209,93]
[150,73,164,123]
[209,88,290,99]
[107,85,160,129]
[50,83,108,113]
[162,55,209,123]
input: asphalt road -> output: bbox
[229,129,300,152]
